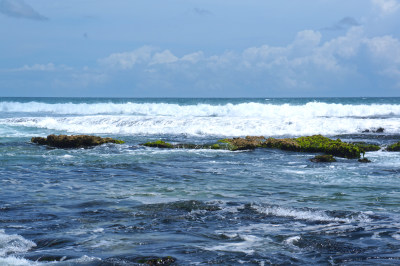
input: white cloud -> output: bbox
[17,63,56,71]
[372,0,400,15]
[150,50,179,65]
[365,35,400,64]
[98,46,154,69]
[94,26,400,93]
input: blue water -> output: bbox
[1,97,400,265]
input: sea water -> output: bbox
[1,97,400,265]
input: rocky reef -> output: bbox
[141,135,379,159]
[31,134,124,148]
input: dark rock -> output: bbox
[358,158,371,163]
[387,141,400,151]
[310,154,336,163]
[136,256,176,265]
[31,134,124,148]
[362,127,384,133]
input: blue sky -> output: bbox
[1,0,400,97]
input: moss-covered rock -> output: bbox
[221,135,361,159]
[358,158,371,163]
[310,154,336,163]
[141,135,365,159]
[352,142,381,152]
[294,135,361,159]
[218,136,266,151]
[387,141,400,151]
[31,134,124,148]
[141,140,174,149]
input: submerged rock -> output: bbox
[136,256,176,265]
[31,134,124,148]
[358,158,371,163]
[310,154,336,163]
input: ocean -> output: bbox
[1,97,400,265]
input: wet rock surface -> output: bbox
[31,134,124,148]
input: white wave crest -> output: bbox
[0,229,36,258]
[253,205,372,223]
[2,114,399,137]
[2,101,400,118]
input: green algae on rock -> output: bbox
[222,135,361,159]
[310,154,336,163]
[387,141,400,151]
[352,142,381,152]
[141,140,174,149]
[141,135,365,159]
[31,134,124,148]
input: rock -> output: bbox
[141,140,174,149]
[362,127,384,133]
[218,136,266,151]
[351,142,381,152]
[31,134,124,148]
[358,158,371,163]
[310,155,336,163]
[387,141,400,151]
[136,256,176,265]
[141,135,364,159]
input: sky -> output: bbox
[0,0,400,97]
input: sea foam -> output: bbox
[1,101,400,137]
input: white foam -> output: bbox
[2,115,399,137]
[284,236,301,245]
[0,256,40,266]
[203,234,264,255]
[253,205,372,223]
[2,101,400,137]
[2,101,400,117]
[0,229,36,257]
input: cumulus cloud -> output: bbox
[372,0,400,15]
[96,26,400,94]
[98,46,155,69]
[323,17,360,31]
[0,0,47,20]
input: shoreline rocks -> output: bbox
[141,135,374,159]
[31,134,124,148]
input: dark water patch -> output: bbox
[64,200,115,209]
[33,237,75,249]
[137,200,221,213]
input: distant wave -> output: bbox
[1,101,400,118]
[2,115,399,137]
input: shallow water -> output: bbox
[1,97,400,265]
